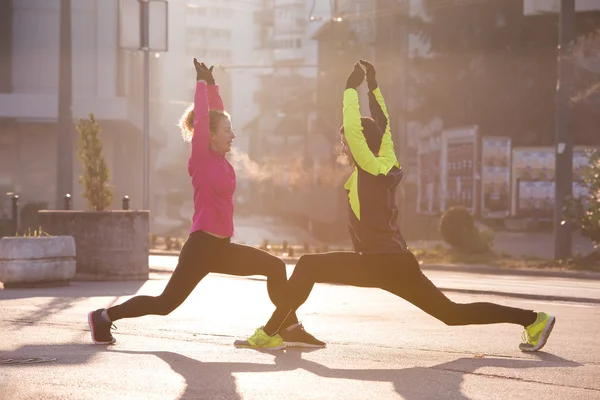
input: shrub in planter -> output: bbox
[38,114,148,281]
[77,113,114,210]
[20,202,48,233]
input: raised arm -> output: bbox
[200,63,224,112]
[207,85,224,112]
[189,59,215,165]
[343,63,398,176]
[361,60,399,166]
[191,80,211,164]
[368,87,397,164]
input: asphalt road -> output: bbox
[1,258,599,399]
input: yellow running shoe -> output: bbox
[519,312,556,352]
[234,327,285,350]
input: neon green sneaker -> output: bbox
[519,312,556,352]
[234,327,285,350]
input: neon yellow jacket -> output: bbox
[342,87,406,254]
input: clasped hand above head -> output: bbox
[193,58,215,85]
[345,60,378,92]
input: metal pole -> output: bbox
[64,193,72,210]
[400,4,409,235]
[141,0,150,211]
[554,0,575,260]
[57,0,73,209]
[122,195,130,210]
[11,194,19,235]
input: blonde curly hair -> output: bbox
[178,104,231,143]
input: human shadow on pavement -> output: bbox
[0,280,147,301]
[272,350,583,400]
[1,280,147,329]
[111,348,582,400]
[112,348,299,399]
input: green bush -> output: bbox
[439,206,492,254]
[565,149,600,249]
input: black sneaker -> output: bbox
[280,323,326,348]
[88,309,116,345]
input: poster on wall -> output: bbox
[573,150,594,183]
[481,136,511,219]
[511,146,598,217]
[517,181,555,219]
[518,180,590,218]
[417,132,442,214]
[511,147,554,216]
[441,126,478,214]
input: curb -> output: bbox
[437,288,600,305]
[419,263,600,281]
[149,251,600,280]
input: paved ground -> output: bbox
[1,256,599,399]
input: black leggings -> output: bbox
[263,251,536,334]
[107,230,299,326]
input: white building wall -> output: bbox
[2,0,129,121]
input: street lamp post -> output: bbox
[141,0,150,211]
[554,0,575,260]
[118,0,168,211]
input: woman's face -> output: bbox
[211,116,235,154]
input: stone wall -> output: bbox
[39,211,149,281]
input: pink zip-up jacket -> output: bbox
[188,80,236,237]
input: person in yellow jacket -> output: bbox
[234,61,555,353]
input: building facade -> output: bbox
[0,0,163,219]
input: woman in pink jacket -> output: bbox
[87,60,323,349]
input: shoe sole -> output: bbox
[233,344,286,350]
[521,316,556,352]
[87,311,116,345]
[283,341,326,348]
[233,340,285,350]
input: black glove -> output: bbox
[360,60,377,92]
[345,62,365,90]
[193,58,215,85]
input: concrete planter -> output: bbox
[0,236,76,288]
[38,211,149,281]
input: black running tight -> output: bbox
[264,251,535,335]
[107,230,298,325]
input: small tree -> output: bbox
[566,149,600,251]
[76,113,113,211]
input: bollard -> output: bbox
[11,193,19,235]
[122,195,130,210]
[64,193,72,210]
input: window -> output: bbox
[186,27,206,38]
[187,4,207,16]
[187,46,207,58]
